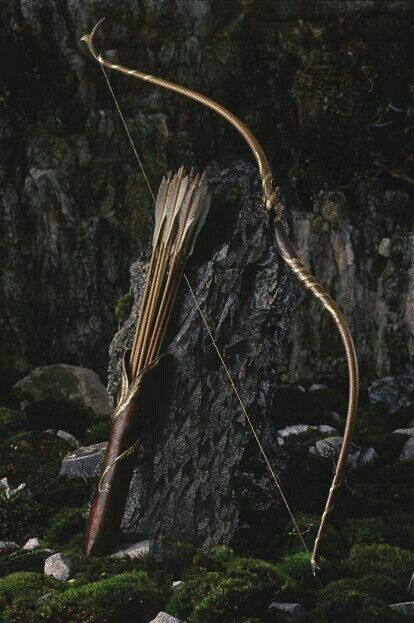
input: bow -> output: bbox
[81,19,359,572]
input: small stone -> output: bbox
[110,539,150,560]
[0,541,20,554]
[59,442,106,479]
[390,602,414,615]
[318,424,337,434]
[148,614,186,623]
[310,436,361,467]
[399,438,414,463]
[37,593,53,604]
[378,237,391,258]
[407,573,414,595]
[268,602,305,619]
[44,553,72,581]
[278,424,315,439]
[172,580,184,591]
[22,537,41,551]
[357,447,379,468]
[309,384,327,392]
[57,430,80,448]
[393,428,414,437]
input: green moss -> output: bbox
[114,291,134,326]
[0,572,45,609]
[45,507,85,547]
[282,513,347,563]
[0,491,48,543]
[345,544,414,587]
[39,571,163,623]
[310,578,404,623]
[276,551,333,588]
[0,549,50,577]
[166,572,222,620]
[159,540,197,580]
[0,407,27,443]
[0,571,61,622]
[0,432,68,502]
[345,515,414,551]
[82,419,110,445]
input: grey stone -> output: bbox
[13,364,111,433]
[278,424,315,439]
[59,442,106,479]
[110,165,294,548]
[378,237,391,258]
[407,573,414,595]
[44,553,72,581]
[309,384,327,392]
[268,602,305,619]
[399,438,414,463]
[110,540,151,560]
[56,430,80,448]
[172,580,184,591]
[368,375,414,414]
[36,593,53,605]
[390,602,414,615]
[357,447,379,468]
[310,436,362,468]
[0,541,20,554]
[318,424,337,434]
[148,614,186,623]
[393,427,414,436]
[22,537,41,551]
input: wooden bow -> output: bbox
[81,19,359,571]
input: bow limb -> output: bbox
[81,20,359,571]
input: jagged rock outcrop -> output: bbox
[108,164,294,548]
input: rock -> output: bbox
[309,384,327,392]
[44,553,72,581]
[408,573,414,595]
[268,602,305,619]
[56,430,80,448]
[22,537,41,550]
[393,427,414,436]
[309,436,364,468]
[111,164,294,548]
[357,447,378,468]
[110,540,151,560]
[311,436,343,457]
[399,438,414,463]
[148,614,186,623]
[378,237,391,258]
[0,541,20,554]
[59,442,106,479]
[368,375,414,414]
[318,424,337,434]
[13,364,111,434]
[37,593,53,605]
[278,424,315,439]
[390,602,414,615]
[0,477,30,500]
[172,580,184,591]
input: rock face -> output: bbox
[12,364,111,433]
[368,375,414,414]
[0,1,412,388]
[108,164,294,548]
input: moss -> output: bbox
[310,578,404,623]
[344,515,414,551]
[158,540,197,580]
[39,571,163,623]
[45,507,85,547]
[0,432,68,502]
[0,549,51,577]
[0,571,61,622]
[0,407,27,443]
[114,291,134,326]
[0,491,48,543]
[0,571,45,609]
[166,572,222,620]
[345,543,414,587]
[82,419,110,445]
[276,551,334,588]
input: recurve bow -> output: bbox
[81,19,359,571]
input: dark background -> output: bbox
[0,0,413,389]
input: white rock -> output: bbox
[22,537,41,551]
[148,614,186,623]
[318,424,337,434]
[278,424,315,439]
[44,553,72,581]
[57,430,80,448]
[0,477,30,500]
[0,541,20,554]
[407,573,414,595]
[309,384,327,392]
[172,580,184,591]
[399,438,414,463]
[390,602,414,615]
[268,602,305,619]
[393,428,414,437]
[110,539,150,560]
[378,237,391,258]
